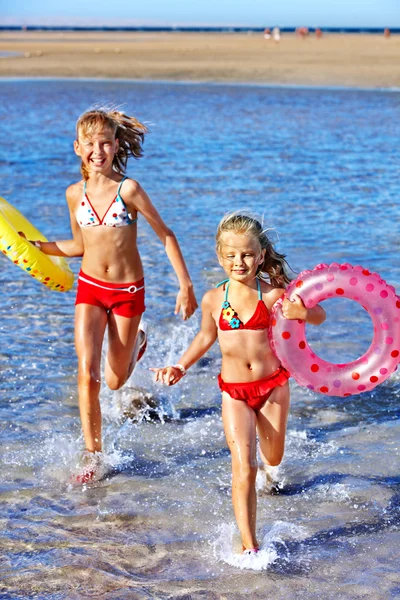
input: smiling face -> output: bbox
[217,232,265,283]
[74,125,119,176]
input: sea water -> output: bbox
[0,80,399,599]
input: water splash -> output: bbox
[212,520,309,571]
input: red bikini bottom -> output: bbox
[218,365,290,411]
[75,270,145,318]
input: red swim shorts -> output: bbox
[218,365,290,411]
[75,270,146,318]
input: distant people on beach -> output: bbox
[384,28,391,38]
[296,27,309,39]
[27,108,198,482]
[263,27,271,40]
[151,212,326,555]
[272,27,281,42]
[315,28,323,39]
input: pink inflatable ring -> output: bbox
[269,263,400,397]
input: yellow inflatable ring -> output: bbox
[0,197,74,292]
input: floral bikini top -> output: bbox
[76,177,137,228]
[218,278,270,331]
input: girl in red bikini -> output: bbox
[151,212,325,555]
[30,108,198,481]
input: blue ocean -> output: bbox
[0,80,399,599]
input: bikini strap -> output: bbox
[83,181,87,194]
[117,176,137,223]
[216,279,229,288]
[216,279,230,302]
[224,281,230,302]
[216,278,260,302]
[256,277,262,300]
[117,176,127,196]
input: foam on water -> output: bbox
[212,520,309,571]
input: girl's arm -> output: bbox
[31,185,84,257]
[127,180,198,320]
[282,293,326,325]
[151,291,217,385]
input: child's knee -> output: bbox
[105,352,132,390]
[106,374,123,390]
[105,368,128,390]
[259,436,286,467]
[232,461,258,484]
[262,448,284,467]
[78,363,101,388]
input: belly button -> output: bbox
[247,363,252,370]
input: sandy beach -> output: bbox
[0,30,399,88]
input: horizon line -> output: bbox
[1,24,398,32]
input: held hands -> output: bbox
[18,231,42,251]
[281,293,308,321]
[175,284,198,320]
[149,365,186,386]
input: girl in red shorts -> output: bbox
[151,212,325,555]
[32,108,198,481]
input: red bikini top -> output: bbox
[218,279,270,331]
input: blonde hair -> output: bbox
[76,108,148,180]
[216,212,292,287]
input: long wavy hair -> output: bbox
[76,108,148,180]
[216,211,293,287]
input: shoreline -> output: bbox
[2,75,400,93]
[1,31,399,88]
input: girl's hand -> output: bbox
[18,232,42,251]
[282,294,308,321]
[175,285,198,320]
[149,366,185,386]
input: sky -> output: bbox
[2,0,399,28]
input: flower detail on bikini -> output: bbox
[222,307,235,320]
[221,302,243,329]
[218,279,269,332]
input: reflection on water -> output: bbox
[0,80,399,598]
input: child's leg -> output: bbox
[222,392,259,551]
[256,382,290,467]
[104,313,143,390]
[74,304,108,453]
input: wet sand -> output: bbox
[0,30,399,88]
